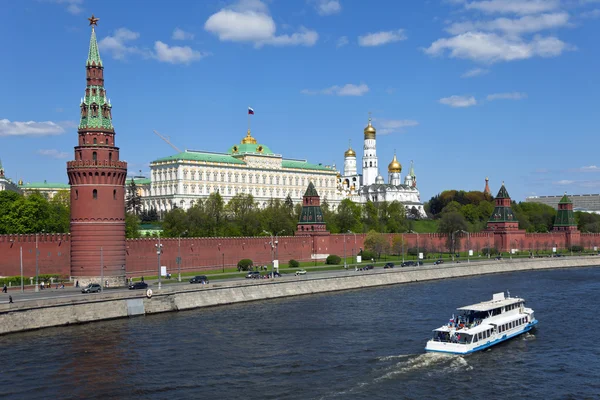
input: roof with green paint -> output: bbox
[20,181,70,189]
[304,182,319,197]
[282,159,333,171]
[87,27,103,67]
[553,208,576,226]
[558,193,572,204]
[127,177,151,185]
[152,151,246,165]
[298,205,326,225]
[228,143,274,155]
[488,205,518,223]
[496,184,510,199]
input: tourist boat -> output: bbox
[425,291,538,355]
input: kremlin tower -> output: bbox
[66,15,128,286]
[362,116,378,186]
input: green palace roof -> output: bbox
[20,181,70,189]
[127,177,151,185]
[558,193,572,204]
[282,159,332,171]
[152,151,246,165]
[228,143,274,155]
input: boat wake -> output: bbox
[320,353,469,399]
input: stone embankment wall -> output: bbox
[1,256,598,336]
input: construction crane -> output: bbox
[153,130,182,153]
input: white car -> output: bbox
[295,269,307,276]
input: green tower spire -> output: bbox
[86,16,102,67]
[553,193,577,228]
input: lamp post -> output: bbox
[451,230,461,261]
[343,231,348,269]
[275,230,285,275]
[177,231,187,282]
[20,245,24,292]
[222,252,225,273]
[408,230,419,261]
[457,230,470,263]
[100,247,104,293]
[263,230,275,277]
[156,235,163,290]
[35,233,39,292]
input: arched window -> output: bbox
[369,162,372,167]
[93,138,97,144]
[75,190,78,200]
[92,152,97,161]
[109,153,112,162]
[113,189,116,200]
[93,189,98,199]
[105,138,109,145]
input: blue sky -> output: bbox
[1,0,599,203]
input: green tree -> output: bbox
[226,194,261,236]
[162,208,188,237]
[126,180,142,215]
[364,230,389,258]
[391,234,405,255]
[362,200,379,232]
[125,212,141,238]
[334,199,362,233]
[438,211,468,253]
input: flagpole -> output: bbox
[248,106,250,132]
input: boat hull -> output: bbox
[424,319,538,355]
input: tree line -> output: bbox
[0,191,70,234]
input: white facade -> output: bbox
[0,162,22,194]
[142,131,339,213]
[337,119,426,218]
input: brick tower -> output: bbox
[296,182,328,235]
[67,15,127,286]
[553,192,580,248]
[486,182,525,252]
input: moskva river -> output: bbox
[2,267,599,400]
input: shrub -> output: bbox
[481,247,499,256]
[326,255,341,265]
[237,259,254,271]
[407,247,428,257]
[288,259,300,268]
[360,249,376,261]
[569,245,583,252]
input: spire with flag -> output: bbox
[248,107,254,115]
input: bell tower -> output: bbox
[67,15,128,286]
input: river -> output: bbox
[1,267,599,399]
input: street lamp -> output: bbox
[408,230,419,261]
[343,231,349,269]
[263,230,276,277]
[35,232,41,292]
[457,230,470,263]
[156,234,163,290]
[177,230,188,282]
[100,247,104,293]
[451,230,461,261]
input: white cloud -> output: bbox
[446,12,570,36]
[358,29,406,46]
[50,0,83,15]
[315,0,342,16]
[486,92,527,100]
[462,67,490,77]
[336,36,349,47]
[425,32,571,63]
[554,179,575,185]
[439,95,477,107]
[301,83,369,96]
[376,119,419,135]
[172,28,195,40]
[154,42,204,64]
[99,28,145,60]
[581,9,600,18]
[0,119,72,136]
[464,0,561,15]
[37,149,69,159]
[204,0,318,47]
[579,165,600,172]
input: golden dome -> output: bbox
[241,129,257,144]
[344,147,356,157]
[364,118,376,139]
[388,154,402,173]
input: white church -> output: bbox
[337,117,426,218]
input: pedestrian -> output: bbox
[75,280,79,288]
[9,295,13,304]
[141,276,144,282]
[2,284,6,293]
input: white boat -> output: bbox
[425,291,538,355]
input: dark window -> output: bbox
[113,189,116,200]
[75,190,78,200]
[92,152,97,161]
[93,189,98,199]
[105,138,109,145]
[109,153,112,162]
[93,138,97,144]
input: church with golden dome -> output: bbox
[338,117,426,217]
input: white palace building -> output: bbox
[141,118,426,217]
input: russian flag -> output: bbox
[248,107,254,115]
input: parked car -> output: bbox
[246,271,260,279]
[364,264,375,270]
[401,261,423,267]
[267,271,282,278]
[384,262,395,269]
[190,275,209,284]
[129,281,148,290]
[295,269,307,276]
[81,283,101,293]
[434,260,444,265]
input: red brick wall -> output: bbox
[1,231,598,278]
